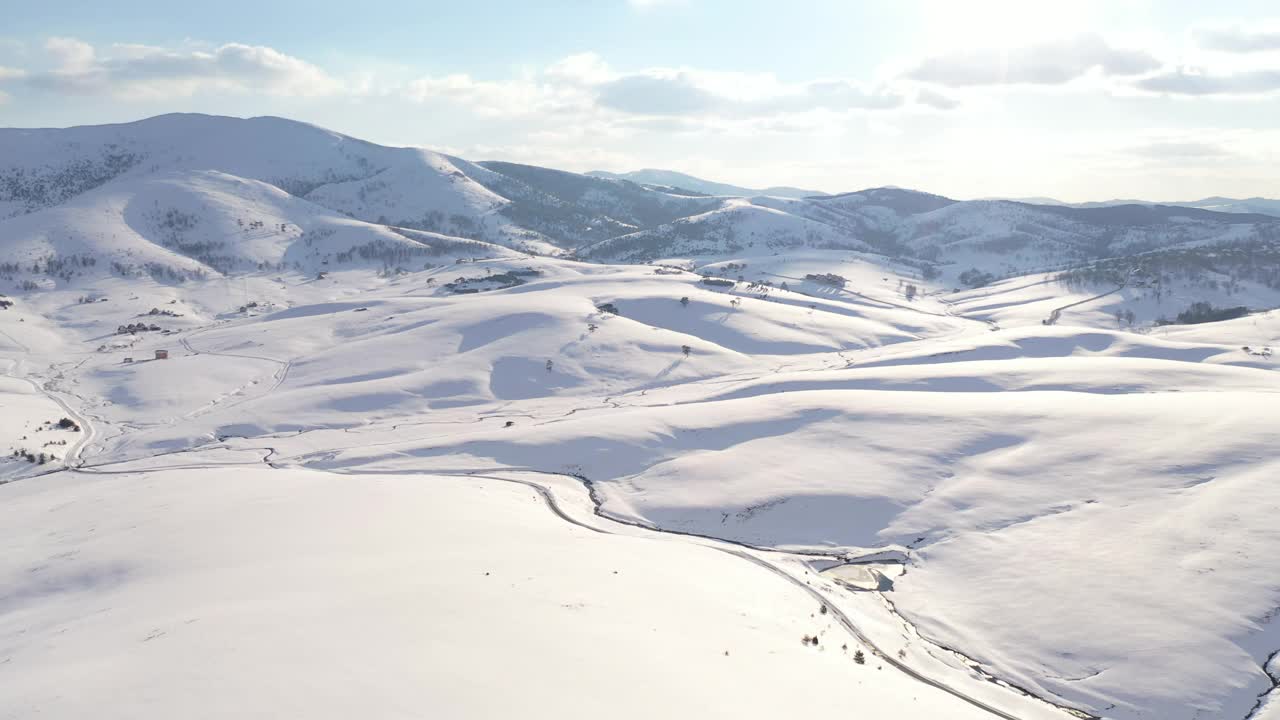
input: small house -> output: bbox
[123,357,133,364]
[155,349,169,360]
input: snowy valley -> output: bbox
[1,114,1279,720]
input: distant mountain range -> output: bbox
[994,196,1280,218]
[1,113,1277,289]
[586,169,826,199]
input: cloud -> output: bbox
[545,52,615,86]
[1134,68,1280,96]
[591,67,907,116]
[1194,25,1280,53]
[44,37,94,71]
[907,34,1160,86]
[1128,140,1235,160]
[915,88,959,110]
[406,54,921,123]
[24,38,340,98]
[6,38,935,124]
[403,73,587,117]
[595,72,719,114]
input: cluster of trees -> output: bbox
[1058,239,1280,296]
[144,207,245,273]
[117,322,162,335]
[443,271,530,293]
[0,145,142,213]
[154,207,200,233]
[392,210,486,240]
[804,273,847,288]
[9,448,51,464]
[334,239,434,266]
[1158,302,1250,326]
[959,268,996,288]
[110,260,208,283]
[270,162,374,197]
[0,254,99,285]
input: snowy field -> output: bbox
[2,253,1277,720]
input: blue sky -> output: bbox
[2,0,1279,200]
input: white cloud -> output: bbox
[0,66,26,81]
[916,88,960,110]
[1134,67,1280,96]
[595,71,719,114]
[907,34,1160,86]
[403,55,923,128]
[582,63,909,117]
[25,38,341,99]
[1194,24,1280,53]
[545,52,614,86]
[44,36,94,71]
[403,73,582,117]
[1127,140,1235,161]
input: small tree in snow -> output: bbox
[854,650,866,664]
[680,296,689,307]
[681,345,691,357]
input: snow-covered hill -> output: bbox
[3,113,1280,720]
[0,167,510,286]
[578,199,873,262]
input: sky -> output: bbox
[1,0,1278,201]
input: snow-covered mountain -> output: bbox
[997,195,1280,218]
[0,114,720,261]
[3,113,1280,720]
[587,168,826,199]
[4,114,1277,288]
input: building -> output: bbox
[123,357,133,364]
[155,349,169,360]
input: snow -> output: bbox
[0,375,70,480]
[1,466,999,720]
[2,113,1279,720]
